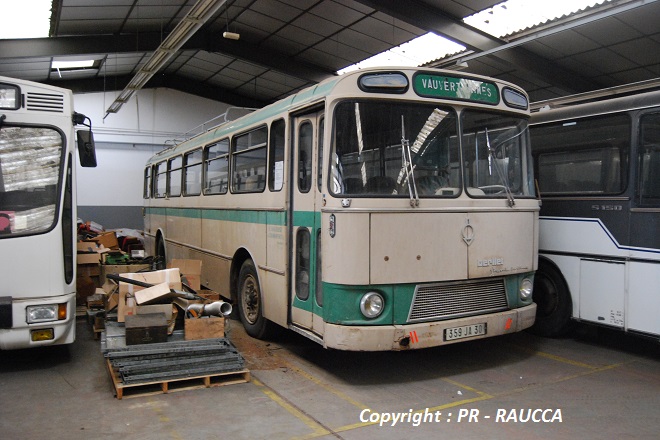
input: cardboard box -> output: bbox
[125,313,168,345]
[101,263,150,285]
[184,316,225,340]
[77,252,100,265]
[87,231,119,250]
[169,259,202,291]
[195,290,221,302]
[98,280,119,312]
[77,241,99,252]
[117,268,181,322]
[134,282,176,305]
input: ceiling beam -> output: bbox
[187,34,334,83]
[0,32,334,84]
[41,74,267,108]
[353,0,599,93]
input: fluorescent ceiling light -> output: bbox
[337,0,611,74]
[52,60,96,69]
[0,0,51,39]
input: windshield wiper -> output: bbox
[485,127,515,207]
[401,115,419,207]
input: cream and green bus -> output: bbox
[143,68,539,351]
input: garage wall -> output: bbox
[72,88,231,229]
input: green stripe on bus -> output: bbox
[145,206,288,225]
[292,211,320,227]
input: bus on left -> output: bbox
[0,76,97,350]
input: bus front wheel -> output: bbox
[531,260,575,337]
[237,259,278,339]
[155,238,166,270]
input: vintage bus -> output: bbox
[0,76,96,349]
[530,82,660,339]
[143,67,539,351]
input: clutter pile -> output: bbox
[77,219,248,399]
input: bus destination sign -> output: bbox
[413,74,499,104]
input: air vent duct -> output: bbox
[26,92,65,113]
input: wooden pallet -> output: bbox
[106,359,250,399]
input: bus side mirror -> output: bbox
[77,129,97,168]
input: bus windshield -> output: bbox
[331,100,533,200]
[0,126,63,236]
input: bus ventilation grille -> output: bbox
[26,92,65,113]
[408,278,508,323]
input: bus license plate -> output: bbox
[444,323,486,341]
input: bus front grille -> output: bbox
[408,279,508,323]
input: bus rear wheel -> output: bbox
[237,259,278,339]
[531,260,574,337]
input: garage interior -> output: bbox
[1,1,659,439]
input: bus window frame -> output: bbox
[297,120,313,194]
[154,161,168,198]
[532,113,631,197]
[231,125,268,194]
[203,139,230,195]
[637,111,660,207]
[268,119,286,192]
[143,166,152,199]
[167,155,183,198]
[183,148,203,197]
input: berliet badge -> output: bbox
[462,218,474,246]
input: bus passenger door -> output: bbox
[628,110,660,336]
[290,111,324,335]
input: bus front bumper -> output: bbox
[322,303,537,351]
[0,294,76,350]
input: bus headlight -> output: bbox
[27,304,67,323]
[519,278,533,301]
[360,292,384,319]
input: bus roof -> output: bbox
[531,88,660,125]
[147,67,529,165]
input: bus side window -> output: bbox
[232,126,267,193]
[296,228,311,300]
[317,117,324,192]
[143,166,151,199]
[168,156,182,197]
[204,140,229,194]
[639,113,660,205]
[269,119,285,192]
[155,161,167,198]
[183,149,203,196]
[298,121,313,193]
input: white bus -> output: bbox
[143,67,539,351]
[0,76,96,350]
[530,82,660,340]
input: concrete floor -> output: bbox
[1,317,658,440]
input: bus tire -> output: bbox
[155,238,167,270]
[530,260,575,337]
[237,259,278,339]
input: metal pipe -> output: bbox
[186,301,232,317]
